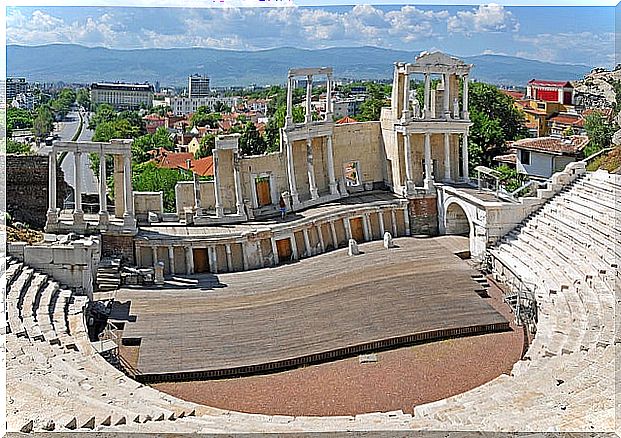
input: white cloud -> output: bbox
[514,32,614,67]
[447,4,519,36]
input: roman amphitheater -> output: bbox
[5,52,620,434]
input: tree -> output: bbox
[92,119,141,142]
[213,100,229,113]
[7,107,33,138]
[131,127,175,164]
[356,83,389,121]
[89,103,117,130]
[76,88,90,110]
[584,112,615,156]
[132,161,192,212]
[495,164,528,192]
[264,104,305,152]
[468,82,528,167]
[6,140,32,155]
[194,134,216,159]
[50,88,76,120]
[32,105,54,141]
[190,107,221,128]
[239,121,267,156]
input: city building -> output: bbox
[7,77,28,100]
[165,96,239,116]
[188,74,211,98]
[526,79,575,105]
[511,135,588,178]
[90,82,154,110]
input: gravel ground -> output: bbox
[154,277,524,416]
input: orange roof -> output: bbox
[501,90,525,100]
[528,79,573,88]
[336,116,358,124]
[549,113,584,128]
[191,156,214,177]
[511,135,589,155]
[582,107,613,119]
[155,151,194,170]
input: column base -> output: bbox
[123,214,136,230]
[215,206,224,218]
[461,177,471,184]
[310,189,319,200]
[329,183,339,196]
[290,193,301,210]
[236,203,246,219]
[424,179,436,192]
[73,211,85,226]
[461,111,469,120]
[98,211,109,228]
[46,209,59,225]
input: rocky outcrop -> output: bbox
[572,66,620,109]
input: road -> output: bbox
[39,110,99,196]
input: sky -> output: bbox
[5,4,615,68]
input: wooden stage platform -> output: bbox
[112,237,509,382]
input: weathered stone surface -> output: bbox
[154,261,165,284]
[347,239,359,256]
[383,232,394,249]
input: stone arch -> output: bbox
[444,201,472,236]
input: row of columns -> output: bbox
[402,132,470,191]
[285,134,338,208]
[47,149,135,229]
[286,72,334,127]
[149,242,241,276]
[400,71,469,122]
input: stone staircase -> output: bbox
[96,258,121,292]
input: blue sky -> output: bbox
[6,4,615,67]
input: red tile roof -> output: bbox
[500,90,525,100]
[151,150,214,177]
[191,156,214,177]
[511,135,589,155]
[336,116,358,124]
[528,79,573,88]
[549,113,584,128]
[582,107,614,120]
[493,153,517,164]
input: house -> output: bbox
[150,149,214,177]
[548,113,586,137]
[515,99,572,137]
[143,114,166,134]
[511,135,589,179]
[526,79,575,105]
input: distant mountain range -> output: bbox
[7,44,594,87]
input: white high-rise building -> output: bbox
[188,74,210,98]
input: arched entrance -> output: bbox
[445,202,470,236]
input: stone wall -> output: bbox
[101,233,135,265]
[408,196,439,235]
[6,155,71,230]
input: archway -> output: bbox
[445,202,470,236]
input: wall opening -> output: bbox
[445,202,470,236]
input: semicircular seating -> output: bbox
[6,170,619,433]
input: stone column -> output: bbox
[73,151,84,224]
[168,246,175,275]
[193,172,202,215]
[98,151,108,226]
[47,150,58,223]
[290,236,299,261]
[378,209,385,235]
[152,246,158,268]
[424,133,434,190]
[302,227,311,257]
[225,243,233,272]
[285,135,300,208]
[241,243,249,271]
[391,63,400,114]
[233,152,244,217]
[113,155,125,218]
[213,149,224,217]
[462,133,470,183]
[362,213,371,241]
[443,73,451,119]
[123,153,136,228]
[344,217,352,240]
[315,224,325,253]
[444,133,452,182]
[270,237,280,266]
[286,76,293,127]
[462,74,470,119]
[404,133,413,190]
[403,207,411,236]
[305,75,313,124]
[185,247,194,275]
[423,73,431,119]
[402,71,410,121]
[326,136,338,195]
[391,209,398,236]
[325,74,333,121]
[208,246,218,274]
[306,138,319,200]
[329,220,338,249]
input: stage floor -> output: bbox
[112,237,509,381]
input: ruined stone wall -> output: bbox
[101,233,135,265]
[6,154,71,230]
[409,195,439,235]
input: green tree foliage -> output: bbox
[583,112,615,156]
[7,107,33,137]
[212,101,230,113]
[131,127,175,164]
[50,88,76,120]
[32,105,55,140]
[153,105,172,116]
[6,140,32,155]
[355,83,390,121]
[76,88,91,109]
[468,82,528,168]
[88,104,117,130]
[132,161,192,212]
[239,121,267,156]
[495,164,528,193]
[194,134,216,159]
[264,104,305,152]
[190,107,221,128]
[92,119,141,142]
